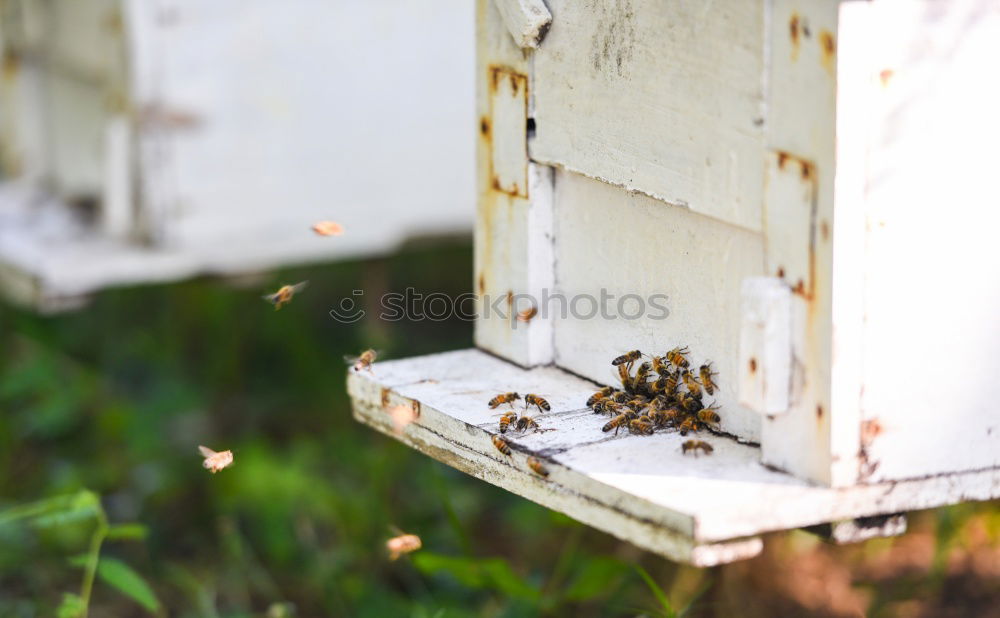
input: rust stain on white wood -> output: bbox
[739,277,791,415]
[530,0,766,232]
[348,350,1000,564]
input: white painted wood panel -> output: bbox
[347,350,1000,564]
[851,0,1000,481]
[530,0,766,232]
[551,170,764,443]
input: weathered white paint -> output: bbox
[821,514,907,545]
[530,0,766,232]
[474,0,554,367]
[847,0,1000,481]
[759,0,840,485]
[348,350,1000,564]
[739,277,791,415]
[492,0,551,49]
[551,170,764,443]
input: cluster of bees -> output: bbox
[587,347,719,456]
[487,393,553,477]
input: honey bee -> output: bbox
[612,350,642,367]
[665,346,690,369]
[617,363,632,390]
[679,391,702,412]
[678,416,701,436]
[516,415,540,432]
[345,348,378,373]
[697,408,721,427]
[524,394,550,413]
[592,400,613,415]
[198,445,234,474]
[651,373,678,396]
[587,386,615,408]
[628,416,654,435]
[681,440,713,456]
[625,397,649,412]
[681,369,702,398]
[632,362,652,391]
[311,220,345,236]
[610,391,630,404]
[651,355,669,376]
[527,456,549,477]
[262,281,308,310]
[699,363,718,395]
[492,434,512,456]
[498,410,517,433]
[489,392,521,409]
[602,413,630,435]
[386,533,422,560]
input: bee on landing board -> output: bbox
[602,413,630,435]
[699,363,718,395]
[198,445,234,473]
[632,362,652,392]
[587,386,615,408]
[492,434,512,456]
[516,415,540,432]
[498,410,517,433]
[681,369,702,399]
[628,416,654,435]
[612,350,642,367]
[345,349,378,373]
[682,440,713,456]
[524,394,550,414]
[527,456,550,477]
[697,403,721,428]
[489,392,521,409]
[262,281,308,310]
[678,416,701,436]
[665,346,690,369]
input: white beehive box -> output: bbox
[349,0,1000,565]
[0,0,474,310]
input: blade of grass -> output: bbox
[635,565,675,618]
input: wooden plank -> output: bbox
[530,0,766,232]
[738,277,791,415]
[492,0,552,49]
[474,0,554,367]
[550,170,765,443]
[348,349,1000,563]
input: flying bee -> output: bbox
[628,416,654,435]
[492,434,512,456]
[345,348,378,373]
[679,416,701,436]
[681,369,702,398]
[488,392,521,409]
[524,394,550,413]
[682,439,714,456]
[665,346,690,369]
[311,220,345,236]
[516,415,540,432]
[699,363,718,395]
[263,281,308,310]
[198,445,234,474]
[611,391,630,404]
[602,413,630,435]
[527,456,549,477]
[498,410,517,433]
[386,533,422,560]
[612,350,643,367]
[587,386,615,408]
[632,362,652,391]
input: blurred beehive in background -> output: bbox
[0,0,474,311]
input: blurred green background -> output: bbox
[1,241,997,617]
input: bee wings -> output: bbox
[198,445,217,458]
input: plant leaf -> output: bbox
[412,552,539,601]
[94,557,161,612]
[106,523,149,541]
[56,592,86,618]
[635,565,675,617]
[0,490,94,526]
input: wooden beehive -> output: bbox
[0,0,474,310]
[354,0,1000,564]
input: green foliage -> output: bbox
[412,552,541,602]
[70,556,160,612]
